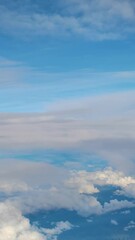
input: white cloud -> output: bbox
[0,201,73,240]
[42,221,73,238]
[0,161,134,218]
[111,219,118,225]
[0,160,102,216]
[0,202,45,240]
[103,199,134,213]
[87,219,93,223]
[117,183,135,199]
[67,167,135,195]
[67,167,135,201]
[13,188,102,217]
[66,172,99,194]
[121,210,130,214]
[0,160,135,239]
[124,221,135,231]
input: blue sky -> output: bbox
[1,1,135,240]
[0,0,135,113]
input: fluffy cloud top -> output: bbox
[67,167,135,195]
[0,160,135,239]
[0,201,73,240]
[0,160,135,217]
[0,202,45,240]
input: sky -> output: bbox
[0,0,135,240]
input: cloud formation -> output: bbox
[0,160,135,239]
[0,0,135,40]
[0,89,135,172]
[67,167,135,196]
[0,201,73,240]
[0,160,135,217]
[124,221,135,231]
[0,202,44,240]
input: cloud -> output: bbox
[42,221,73,238]
[103,199,134,213]
[0,181,30,194]
[67,167,135,202]
[0,160,135,238]
[117,183,135,199]
[121,210,130,214]
[0,201,73,240]
[111,219,118,225]
[124,221,135,231]
[0,202,45,240]
[0,160,102,216]
[0,160,135,218]
[0,90,135,174]
[0,0,135,40]
[1,54,135,87]
[67,167,135,191]
[12,186,102,217]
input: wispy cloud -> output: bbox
[0,0,135,40]
[1,56,135,88]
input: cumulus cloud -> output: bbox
[0,160,102,216]
[0,201,73,240]
[0,160,134,219]
[117,183,135,199]
[12,186,102,217]
[67,167,135,195]
[103,199,134,213]
[0,202,45,240]
[0,160,135,238]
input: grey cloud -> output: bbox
[0,160,135,217]
[0,159,135,240]
[0,160,102,216]
[103,199,135,213]
[0,90,135,173]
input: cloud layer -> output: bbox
[1,160,135,215]
[0,90,135,173]
[0,0,135,40]
[0,160,135,239]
